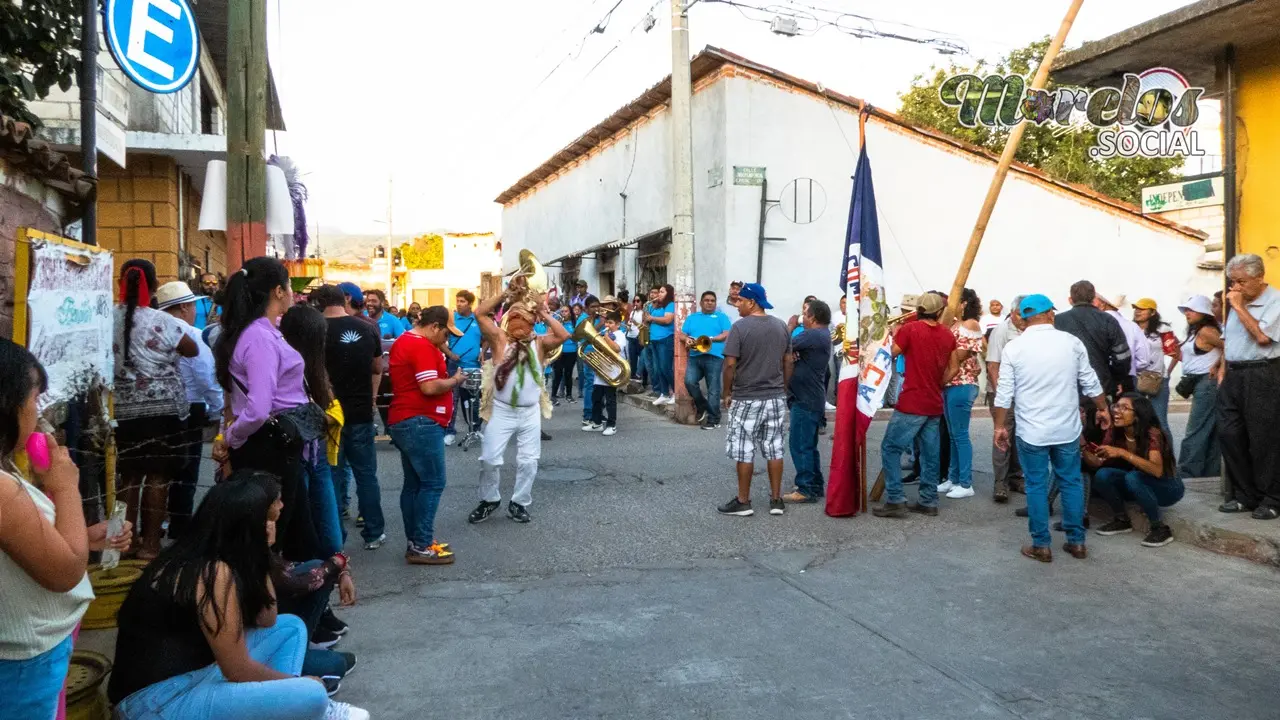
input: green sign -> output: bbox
[733,166,766,186]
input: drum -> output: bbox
[462,369,484,392]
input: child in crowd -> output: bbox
[585,311,627,436]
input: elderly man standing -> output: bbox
[994,295,1109,562]
[1218,254,1280,519]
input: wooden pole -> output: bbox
[944,0,1085,318]
[226,0,269,271]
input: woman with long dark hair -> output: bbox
[0,339,132,719]
[1174,295,1222,478]
[644,284,677,405]
[212,257,322,563]
[280,305,343,558]
[109,472,368,719]
[552,302,580,403]
[114,258,199,559]
[1086,393,1183,548]
[939,288,984,499]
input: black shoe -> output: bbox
[1142,523,1175,547]
[321,675,342,697]
[701,421,720,430]
[468,500,501,524]
[337,651,357,676]
[872,502,907,518]
[993,489,1009,504]
[696,409,708,424]
[1252,506,1280,520]
[541,430,553,441]
[568,397,577,404]
[901,474,919,485]
[553,399,562,407]
[1219,499,1252,513]
[1095,516,1133,536]
[1015,506,1029,518]
[320,608,349,636]
[769,497,785,516]
[907,502,938,517]
[717,497,754,516]
[508,502,531,523]
[355,515,365,528]
[309,627,341,650]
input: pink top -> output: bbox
[947,325,985,387]
[225,317,310,448]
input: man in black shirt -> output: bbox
[314,284,387,550]
[784,299,833,503]
[1054,280,1132,402]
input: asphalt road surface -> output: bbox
[328,404,1280,719]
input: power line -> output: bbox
[702,0,969,55]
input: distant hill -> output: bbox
[311,231,440,264]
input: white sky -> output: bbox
[268,0,1199,240]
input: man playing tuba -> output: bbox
[468,253,571,524]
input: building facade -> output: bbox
[497,48,1216,320]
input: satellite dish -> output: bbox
[779,177,826,225]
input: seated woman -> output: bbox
[108,472,369,720]
[1085,393,1184,548]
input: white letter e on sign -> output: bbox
[126,0,183,80]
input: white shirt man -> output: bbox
[993,294,1109,562]
[1096,292,1150,380]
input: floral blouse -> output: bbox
[947,325,985,387]
[113,305,189,421]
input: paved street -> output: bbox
[332,405,1280,719]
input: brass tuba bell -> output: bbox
[574,321,631,388]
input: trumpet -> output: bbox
[574,321,631,387]
[691,335,713,353]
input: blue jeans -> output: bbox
[880,411,941,506]
[1151,376,1171,436]
[1178,374,1220,478]
[684,354,723,424]
[330,421,384,543]
[114,615,328,720]
[789,404,825,498]
[580,359,596,421]
[1093,467,1185,524]
[627,337,643,378]
[943,384,978,488]
[1018,437,1085,547]
[650,337,675,396]
[388,416,447,548]
[0,634,73,720]
[302,451,342,557]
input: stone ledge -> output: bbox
[1160,480,1280,567]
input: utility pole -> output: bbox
[225,0,269,271]
[669,0,697,424]
[79,0,97,246]
[386,175,394,304]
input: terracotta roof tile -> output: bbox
[0,115,96,201]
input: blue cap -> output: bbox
[337,282,364,304]
[738,282,773,310]
[1019,294,1056,319]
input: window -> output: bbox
[599,271,615,296]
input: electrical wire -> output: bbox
[702,0,969,55]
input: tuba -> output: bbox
[692,335,713,353]
[575,321,631,387]
[504,250,562,365]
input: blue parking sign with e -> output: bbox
[105,0,200,94]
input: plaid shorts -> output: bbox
[725,397,787,463]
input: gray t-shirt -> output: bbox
[724,313,790,400]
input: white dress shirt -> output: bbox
[179,323,224,416]
[995,324,1104,447]
[1224,285,1280,362]
[1106,309,1150,377]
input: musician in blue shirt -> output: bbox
[681,291,733,429]
[445,290,484,445]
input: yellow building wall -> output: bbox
[1237,43,1280,286]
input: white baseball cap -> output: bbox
[1177,294,1213,317]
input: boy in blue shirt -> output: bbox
[681,290,733,429]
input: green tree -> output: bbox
[898,37,1184,205]
[0,0,83,127]
[396,234,445,270]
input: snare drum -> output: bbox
[462,369,484,392]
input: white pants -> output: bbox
[479,402,542,507]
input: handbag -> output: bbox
[1136,370,1164,396]
[1175,373,1203,399]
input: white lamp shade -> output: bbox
[197,160,227,232]
[266,164,295,236]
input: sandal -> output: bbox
[1219,500,1251,513]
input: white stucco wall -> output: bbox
[499,67,1216,322]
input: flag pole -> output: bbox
[856,107,867,513]
[943,0,1085,320]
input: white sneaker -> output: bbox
[582,422,603,432]
[651,395,666,405]
[936,481,956,494]
[602,426,617,436]
[825,402,837,412]
[660,395,676,406]
[443,433,456,446]
[946,486,975,499]
[325,701,370,720]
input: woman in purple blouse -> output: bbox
[212,257,323,561]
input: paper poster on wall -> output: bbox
[15,229,115,411]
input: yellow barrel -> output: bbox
[65,650,111,720]
[81,560,147,630]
